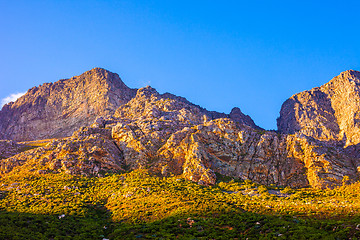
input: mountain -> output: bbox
[1,68,360,189]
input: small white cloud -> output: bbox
[1,92,26,108]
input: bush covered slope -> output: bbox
[1,170,360,239]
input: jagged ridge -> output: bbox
[0,68,258,141]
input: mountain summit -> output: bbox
[278,70,360,146]
[0,68,136,141]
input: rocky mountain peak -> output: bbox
[82,67,129,87]
[0,68,136,141]
[278,69,360,146]
[136,86,161,99]
[230,107,242,115]
[229,107,258,128]
[321,70,360,93]
[336,69,360,82]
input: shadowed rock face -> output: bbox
[0,68,137,141]
[278,70,360,146]
[0,140,25,160]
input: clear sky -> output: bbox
[1,1,359,130]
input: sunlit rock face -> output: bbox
[2,115,357,188]
[275,70,360,188]
[0,128,124,177]
[112,115,358,188]
[97,83,359,188]
[0,68,137,141]
[278,70,360,146]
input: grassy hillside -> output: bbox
[1,170,360,239]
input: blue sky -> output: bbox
[1,1,359,129]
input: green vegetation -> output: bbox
[1,170,360,239]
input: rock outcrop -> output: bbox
[278,70,360,146]
[0,127,124,177]
[161,92,258,129]
[0,68,137,141]
[111,114,359,188]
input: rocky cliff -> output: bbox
[0,68,137,141]
[278,70,360,146]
